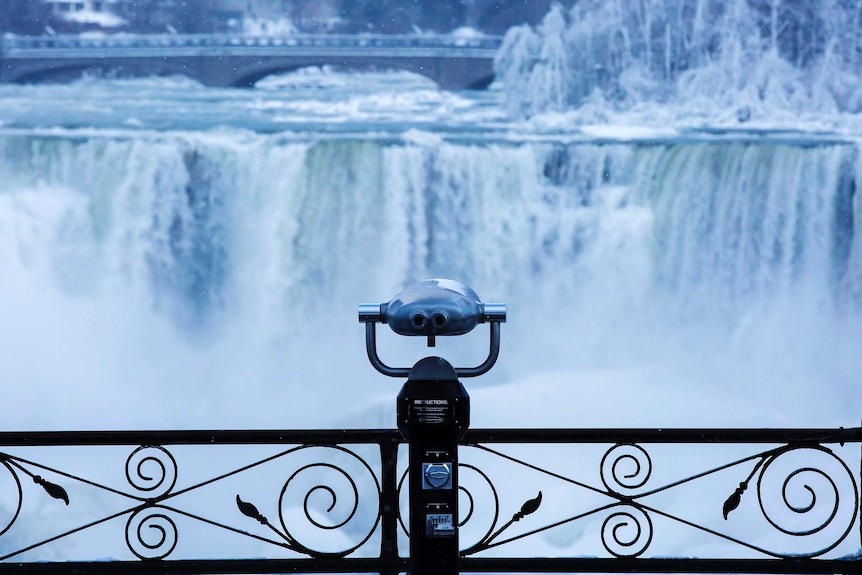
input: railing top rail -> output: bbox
[0,428,402,446]
[0,427,858,446]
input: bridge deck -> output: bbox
[0,33,502,89]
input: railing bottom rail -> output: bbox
[463,557,862,574]
[1,557,859,575]
[0,557,407,575]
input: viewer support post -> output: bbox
[359,279,506,575]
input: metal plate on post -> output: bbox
[423,463,453,489]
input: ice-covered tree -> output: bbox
[494,0,862,119]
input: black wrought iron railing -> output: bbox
[0,426,859,574]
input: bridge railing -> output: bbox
[0,426,858,573]
[0,33,503,53]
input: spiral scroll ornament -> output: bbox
[125,446,177,498]
[601,444,652,495]
[271,446,381,557]
[125,507,178,560]
[754,446,858,557]
[601,504,653,558]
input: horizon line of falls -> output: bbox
[0,131,860,427]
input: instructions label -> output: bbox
[412,399,450,424]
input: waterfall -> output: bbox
[0,131,858,427]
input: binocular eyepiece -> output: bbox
[408,309,449,333]
[360,278,506,344]
[359,279,506,378]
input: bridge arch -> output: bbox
[227,58,467,89]
[465,74,495,90]
[11,63,128,85]
[228,63,386,88]
[5,56,188,86]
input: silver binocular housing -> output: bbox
[359,279,506,378]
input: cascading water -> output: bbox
[1,127,859,428]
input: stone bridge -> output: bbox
[0,33,502,90]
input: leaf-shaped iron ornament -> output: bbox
[236,494,267,525]
[722,483,745,520]
[722,451,776,520]
[33,475,69,505]
[235,494,333,559]
[462,491,543,556]
[515,491,542,521]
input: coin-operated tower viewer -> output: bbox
[359,279,506,575]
